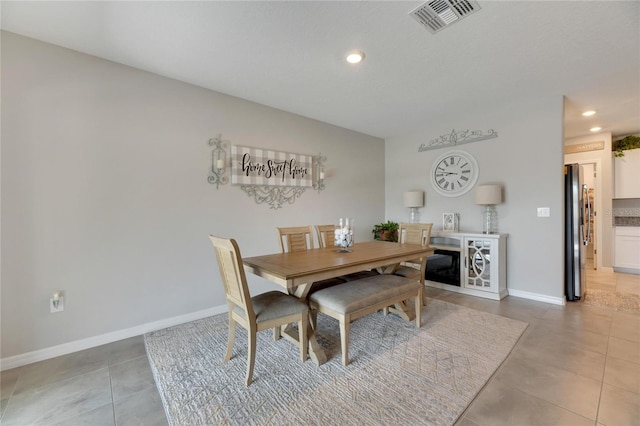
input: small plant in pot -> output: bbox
[372,221,399,242]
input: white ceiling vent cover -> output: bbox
[410,0,481,34]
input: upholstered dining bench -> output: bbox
[308,274,423,366]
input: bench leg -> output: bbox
[273,326,282,341]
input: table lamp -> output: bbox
[403,190,425,223]
[475,184,502,234]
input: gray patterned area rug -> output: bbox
[145,298,527,426]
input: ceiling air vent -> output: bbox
[409,0,481,34]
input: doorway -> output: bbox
[581,163,597,269]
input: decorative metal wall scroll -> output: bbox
[418,129,498,152]
[207,134,229,189]
[240,185,307,209]
[207,135,327,209]
[313,153,326,193]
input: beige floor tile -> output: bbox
[608,336,640,364]
[455,416,482,426]
[1,368,112,426]
[493,357,601,419]
[50,403,115,426]
[523,322,609,355]
[604,357,640,393]
[114,387,168,426]
[542,304,613,336]
[110,356,156,402]
[610,312,640,343]
[12,346,109,395]
[103,336,148,366]
[0,368,21,400]
[598,383,640,426]
[463,379,594,426]
[617,280,640,295]
[510,340,606,382]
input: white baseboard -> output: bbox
[1,304,228,371]
[507,288,565,306]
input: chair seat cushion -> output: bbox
[309,274,420,315]
[245,291,308,323]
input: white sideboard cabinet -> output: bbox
[427,231,508,300]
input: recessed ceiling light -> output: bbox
[346,50,365,64]
[590,126,602,132]
[582,110,596,117]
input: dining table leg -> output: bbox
[276,283,328,365]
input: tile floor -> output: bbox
[1,269,638,425]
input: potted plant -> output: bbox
[372,221,399,242]
[613,135,640,157]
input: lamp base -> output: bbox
[409,207,420,223]
[482,205,498,234]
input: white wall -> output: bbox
[564,132,613,268]
[1,32,385,361]
[385,96,565,302]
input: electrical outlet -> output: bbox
[50,296,64,313]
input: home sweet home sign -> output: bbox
[231,145,313,187]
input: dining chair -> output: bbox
[393,222,433,284]
[209,235,309,386]
[276,226,315,253]
[315,224,338,249]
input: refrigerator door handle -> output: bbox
[582,184,591,246]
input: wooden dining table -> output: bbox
[243,240,434,365]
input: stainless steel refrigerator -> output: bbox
[564,163,592,301]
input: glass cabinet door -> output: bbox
[465,238,493,291]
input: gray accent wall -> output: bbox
[1,32,385,359]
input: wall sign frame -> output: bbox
[207,136,326,209]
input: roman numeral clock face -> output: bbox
[430,150,479,197]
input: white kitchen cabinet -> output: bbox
[427,231,508,300]
[614,227,640,274]
[614,148,640,198]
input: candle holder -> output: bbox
[208,134,229,190]
[334,218,354,252]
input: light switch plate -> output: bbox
[537,207,550,217]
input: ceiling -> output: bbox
[2,1,639,141]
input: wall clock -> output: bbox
[430,150,479,197]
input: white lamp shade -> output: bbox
[404,190,424,208]
[475,184,502,205]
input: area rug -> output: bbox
[145,298,527,426]
[583,289,640,314]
